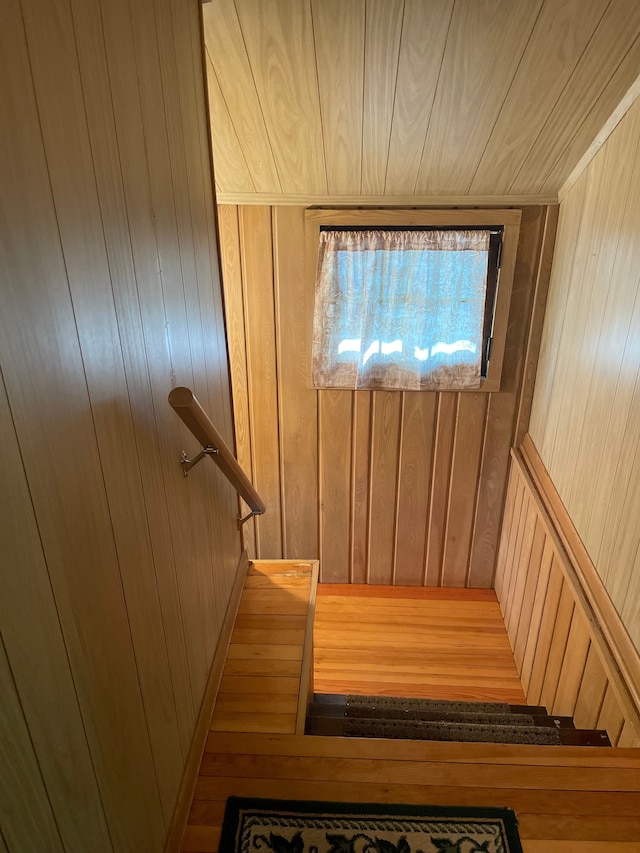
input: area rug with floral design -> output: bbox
[219,797,523,853]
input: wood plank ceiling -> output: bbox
[202,0,640,203]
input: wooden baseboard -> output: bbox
[519,435,640,730]
[163,550,249,853]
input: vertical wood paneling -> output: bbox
[202,0,281,193]
[530,93,640,654]
[226,204,552,585]
[416,0,543,194]
[513,523,546,668]
[424,393,457,585]
[319,391,352,582]
[240,205,283,557]
[311,0,364,195]
[350,392,372,584]
[360,0,404,195]
[233,0,326,194]
[517,0,640,193]
[470,0,610,194]
[441,394,487,586]
[205,55,255,193]
[598,687,626,745]
[0,376,111,852]
[520,540,554,692]
[553,614,591,716]
[497,453,640,744]
[394,393,436,585]
[574,645,608,729]
[273,207,318,558]
[0,641,65,853]
[384,0,453,194]
[217,205,257,557]
[205,1,640,203]
[368,392,402,584]
[0,0,242,848]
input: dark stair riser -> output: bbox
[306,715,610,746]
[309,702,575,728]
[313,693,549,717]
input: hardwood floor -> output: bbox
[314,584,527,703]
[181,566,640,853]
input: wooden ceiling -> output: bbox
[202,0,640,204]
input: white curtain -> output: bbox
[312,229,491,390]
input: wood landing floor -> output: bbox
[180,564,640,853]
[314,584,526,703]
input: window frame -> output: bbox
[305,208,522,393]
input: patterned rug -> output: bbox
[219,797,523,853]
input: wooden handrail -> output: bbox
[168,386,266,525]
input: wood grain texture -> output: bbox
[202,0,281,193]
[210,561,314,737]
[384,0,454,194]
[224,205,553,585]
[314,586,525,704]
[471,0,611,195]
[205,54,254,193]
[495,449,640,745]
[360,0,404,195]
[273,207,318,558]
[204,0,640,201]
[417,0,543,194]
[185,729,640,852]
[233,0,325,194]
[0,0,242,847]
[529,94,640,656]
[239,205,283,557]
[0,640,65,853]
[311,0,364,194]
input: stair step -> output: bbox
[312,693,551,718]
[308,701,575,729]
[305,716,610,746]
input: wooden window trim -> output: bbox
[304,208,522,393]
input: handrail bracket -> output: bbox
[180,445,218,477]
[237,509,259,529]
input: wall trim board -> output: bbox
[164,549,249,853]
[558,71,640,202]
[514,205,559,445]
[517,436,640,735]
[215,193,559,207]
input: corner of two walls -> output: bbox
[219,203,558,587]
[496,92,640,744]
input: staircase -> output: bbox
[306,694,611,746]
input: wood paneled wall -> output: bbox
[529,93,640,656]
[496,448,640,747]
[203,0,640,203]
[218,204,557,585]
[0,1,241,851]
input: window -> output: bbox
[305,209,521,393]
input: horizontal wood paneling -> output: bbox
[0,1,241,850]
[220,204,556,586]
[184,730,640,851]
[183,570,640,852]
[210,561,316,736]
[496,448,640,746]
[314,586,526,703]
[203,0,640,201]
[529,92,640,656]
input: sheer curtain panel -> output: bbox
[312,229,491,390]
